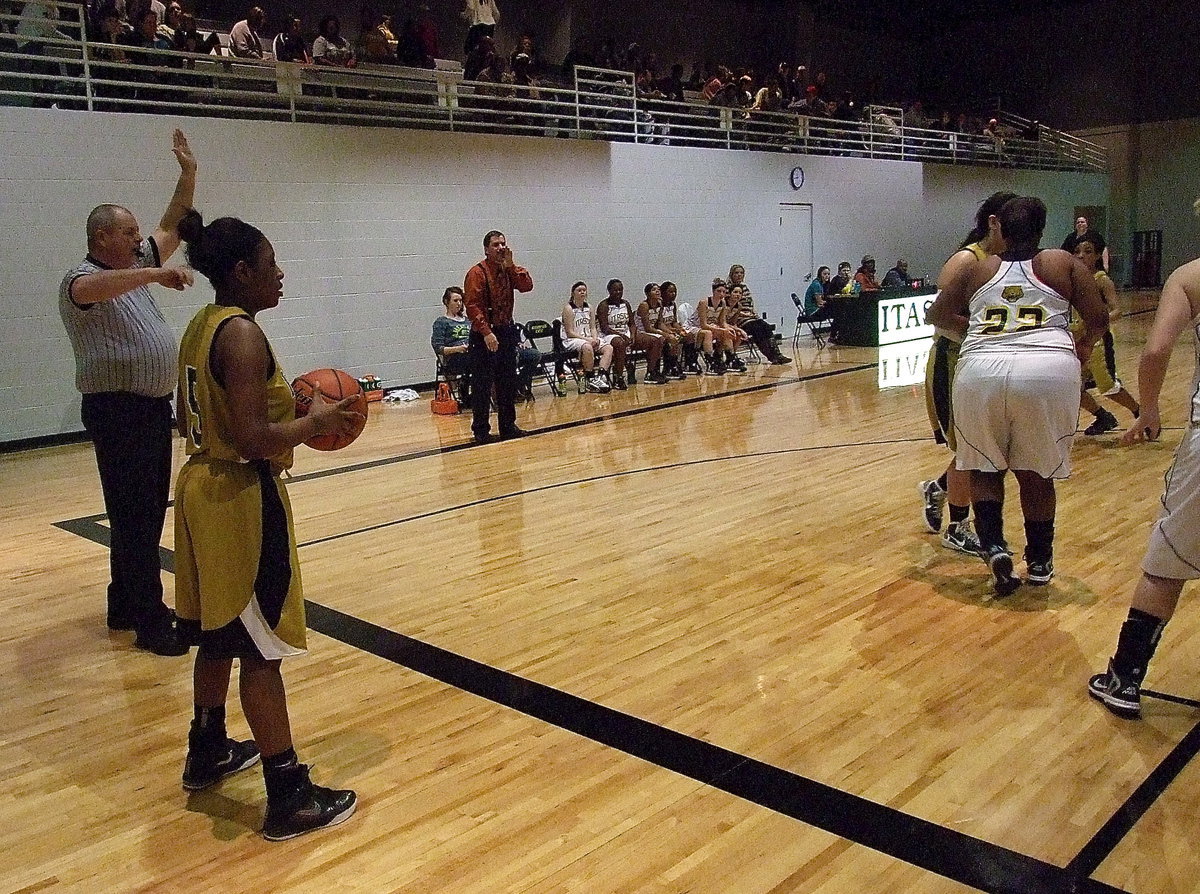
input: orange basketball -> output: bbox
[291,368,368,451]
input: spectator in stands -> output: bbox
[415,4,438,65]
[634,283,675,384]
[396,17,430,67]
[560,282,613,393]
[854,255,881,292]
[432,286,472,400]
[313,15,355,67]
[463,34,496,80]
[686,61,703,90]
[157,2,181,41]
[272,14,310,64]
[508,33,542,77]
[750,75,783,113]
[461,0,499,55]
[228,6,264,59]
[361,13,395,64]
[804,265,831,314]
[702,65,730,102]
[809,70,828,101]
[882,259,912,290]
[123,6,170,52]
[983,117,1005,154]
[510,51,540,101]
[906,100,928,129]
[659,63,685,102]
[92,3,129,57]
[173,12,220,58]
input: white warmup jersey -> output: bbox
[605,300,632,338]
[959,259,1074,357]
[568,304,593,338]
[1142,310,1200,579]
[679,302,701,331]
[953,256,1081,478]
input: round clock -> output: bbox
[789,166,805,190]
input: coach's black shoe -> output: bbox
[1084,408,1119,436]
[472,432,496,445]
[183,737,262,791]
[263,765,357,841]
[134,624,189,656]
[107,613,136,632]
[499,426,528,440]
[1088,660,1141,717]
[984,546,1021,597]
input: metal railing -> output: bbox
[0,5,1107,173]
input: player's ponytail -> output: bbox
[182,212,266,290]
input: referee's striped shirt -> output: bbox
[59,237,177,398]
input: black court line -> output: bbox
[305,600,1124,894]
[1067,719,1200,880]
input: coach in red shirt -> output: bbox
[464,230,534,444]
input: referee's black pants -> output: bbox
[81,391,174,633]
[469,324,519,438]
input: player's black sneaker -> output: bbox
[984,546,1021,597]
[183,737,261,791]
[919,479,946,533]
[1088,660,1141,717]
[1084,408,1119,436]
[263,765,357,841]
[941,520,981,555]
[1026,557,1054,585]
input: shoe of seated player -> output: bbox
[612,375,628,391]
[919,479,947,534]
[1084,408,1119,436]
[585,374,606,393]
[183,735,261,791]
[262,764,357,841]
[940,520,981,555]
[983,545,1021,597]
[1087,660,1141,717]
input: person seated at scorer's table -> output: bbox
[797,262,852,342]
[431,286,472,399]
[882,259,913,290]
[854,255,881,292]
[803,265,831,314]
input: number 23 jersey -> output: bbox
[960,258,1073,357]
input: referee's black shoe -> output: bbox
[134,623,189,657]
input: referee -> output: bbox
[58,129,198,656]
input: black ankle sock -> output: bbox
[949,503,969,524]
[936,473,948,491]
[972,500,1004,551]
[1024,519,1054,563]
[193,705,226,739]
[1112,608,1167,682]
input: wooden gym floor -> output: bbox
[3,294,1199,894]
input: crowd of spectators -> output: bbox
[1,1,1044,152]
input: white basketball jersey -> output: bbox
[1189,311,1200,425]
[606,300,632,337]
[660,303,680,326]
[569,304,593,338]
[960,258,1073,356]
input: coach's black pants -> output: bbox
[469,324,519,438]
[81,391,174,633]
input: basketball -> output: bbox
[291,368,368,450]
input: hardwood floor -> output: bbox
[3,296,1197,893]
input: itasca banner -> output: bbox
[877,292,936,346]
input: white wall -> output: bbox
[0,106,1106,443]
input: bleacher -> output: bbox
[0,3,1107,173]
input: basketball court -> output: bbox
[2,297,1198,893]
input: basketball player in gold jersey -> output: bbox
[175,210,362,839]
[919,192,1016,555]
[1073,236,1141,434]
